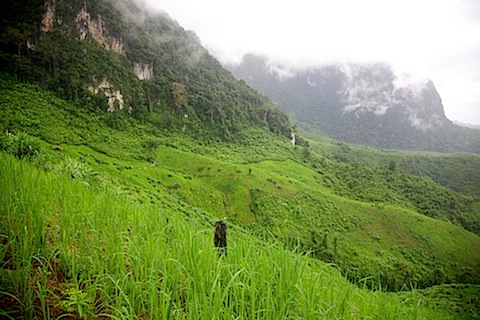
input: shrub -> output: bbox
[54,156,97,186]
[0,131,41,160]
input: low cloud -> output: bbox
[108,0,206,66]
[145,0,480,123]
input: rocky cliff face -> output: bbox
[230,54,480,153]
[38,1,132,112]
[88,78,127,112]
[40,0,55,32]
[133,62,153,80]
[74,4,125,55]
[337,64,447,132]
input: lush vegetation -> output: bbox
[0,0,292,142]
[1,0,480,317]
[230,54,480,153]
[1,80,480,318]
[305,135,480,196]
[4,153,475,319]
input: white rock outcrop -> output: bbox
[88,78,127,112]
[75,5,125,55]
[134,62,154,80]
[40,0,55,32]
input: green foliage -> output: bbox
[231,54,480,153]
[0,0,293,143]
[388,159,396,171]
[302,139,480,234]
[399,284,480,319]
[0,78,161,162]
[1,0,480,317]
[249,188,480,291]
[53,156,97,185]
[398,153,480,197]
[1,80,479,295]
[0,152,460,319]
[0,131,41,160]
[328,163,478,233]
[308,137,480,198]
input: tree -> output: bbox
[171,82,187,110]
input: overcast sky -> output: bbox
[145,0,480,125]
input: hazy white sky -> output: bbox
[145,0,480,124]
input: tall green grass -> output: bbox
[0,153,457,319]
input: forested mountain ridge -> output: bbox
[229,54,480,153]
[0,0,292,141]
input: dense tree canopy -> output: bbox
[0,0,293,142]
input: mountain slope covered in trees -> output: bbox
[1,0,480,318]
[229,54,480,153]
[0,0,292,141]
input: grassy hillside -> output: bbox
[2,153,471,319]
[1,79,480,318]
[151,147,480,290]
[2,0,480,317]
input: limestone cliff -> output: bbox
[133,62,153,80]
[75,5,125,55]
[88,78,128,112]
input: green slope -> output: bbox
[1,76,480,319]
[150,146,480,290]
[305,133,480,197]
[1,80,480,319]
[1,79,479,292]
[4,152,473,319]
[1,0,480,317]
